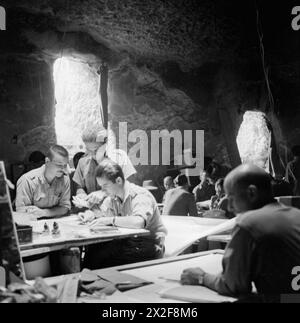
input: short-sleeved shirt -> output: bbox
[15,165,71,211]
[101,181,167,242]
[193,182,215,202]
[73,149,136,194]
[162,187,198,216]
[203,202,300,298]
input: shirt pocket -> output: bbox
[51,193,61,206]
[33,186,47,202]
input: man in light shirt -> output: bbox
[81,158,167,269]
[16,145,71,219]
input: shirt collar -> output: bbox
[123,180,132,202]
[37,164,64,186]
[114,181,133,204]
[37,165,47,184]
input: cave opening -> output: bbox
[236,111,271,170]
[53,57,102,161]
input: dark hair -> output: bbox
[204,156,213,170]
[95,158,124,182]
[73,152,85,169]
[175,174,188,186]
[28,151,45,163]
[291,145,300,157]
[46,145,69,160]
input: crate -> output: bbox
[16,224,32,244]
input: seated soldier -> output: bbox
[181,164,300,302]
[81,158,167,269]
[162,176,175,203]
[15,145,71,219]
[202,178,235,219]
[162,174,198,216]
[193,170,215,203]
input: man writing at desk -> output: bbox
[81,158,167,269]
[15,145,71,219]
[181,164,300,301]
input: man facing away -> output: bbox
[15,145,71,219]
[162,174,198,216]
[181,164,300,301]
[81,158,167,269]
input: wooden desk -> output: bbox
[45,249,236,303]
[18,215,149,258]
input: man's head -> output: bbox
[164,176,174,191]
[224,164,274,215]
[174,174,189,188]
[215,178,225,196]
[95,158,125,197]
[200,170,208,183]
[81,125,107,161]
[45,145,69,178]
[200,170,214,185]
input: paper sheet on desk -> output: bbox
[13,212,32,226]
[159,253,224,281]
[79,290,143,303]
[159,285,236,303]
[164,217,236,257]
[157,254,235,303]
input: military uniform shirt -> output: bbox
[15,165,71,211]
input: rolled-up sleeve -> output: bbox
[131,193,154,226]
[15,176,33,210]
[203,226,255,297]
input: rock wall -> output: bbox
[0,56,56,179]
[108,61,229,194]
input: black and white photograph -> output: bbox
[0,0,300,308]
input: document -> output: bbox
[159,285,236,303]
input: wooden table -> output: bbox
[17,215,149,258]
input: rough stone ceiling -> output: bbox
[5,0,243,69]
